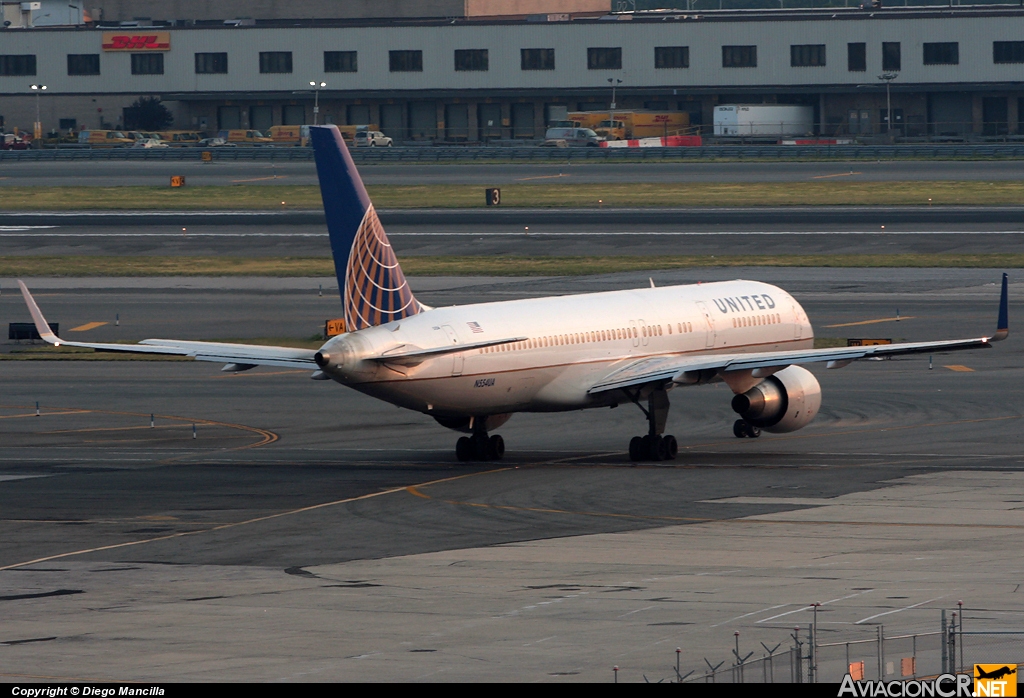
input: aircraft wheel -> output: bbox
[648,434,665,461]
[745,423,762,439]
[733,420,748,438]
[456,436,473,462]
[628,436,644,461]
[663,435,678,460]
[472,433,490,460]
[487,434,505,461]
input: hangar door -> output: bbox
[928,93,972,135]
[477,103,501,140]
[511,103,535,139]
[408,102,437,140]
[249,106,273,132]
[445,104,469,141]
[380,104,404,139]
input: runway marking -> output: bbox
[68,321,108,332]
[230,175,288,183]
[944,364,975,372]
[214,369,308,379]
[756,591,874,624]
[823,316,915,328]
[0,467,508,572]
[854,595,947,624]
[683,414,1021,450]
[0,403,277,451]
[812,172,862,179]
[515,173,571,181]
[711,603,790,627]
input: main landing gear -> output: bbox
[455,421,505,462]
[732,419,761,439]
[626,387,679,462]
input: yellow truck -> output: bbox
[216,129,273,145]
[566,111,690,141]
[157,131,203,146]
[77,130,133,147]
[266,125,309,146]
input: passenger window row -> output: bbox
[479,322,706,354]
[732,313,781,328]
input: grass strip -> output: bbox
[4,181,1024,209]
[3,254,1023,278]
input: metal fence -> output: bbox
[645,607,1024,684]
[5,143,1024,163]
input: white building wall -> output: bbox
[2,14,1024,96]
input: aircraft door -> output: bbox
[629,320,640,347]
[440,325,464,376]
[791,303,803,340]
[638,319,649,346]
[696,301,716,348]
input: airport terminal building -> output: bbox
[2,1,1024,139]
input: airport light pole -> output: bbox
[608,77,622,139]
[878,72,897,140]
[309,81,326,125]
[31,83,46,146]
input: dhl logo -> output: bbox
[101,32,170,51]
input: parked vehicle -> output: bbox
[1,133,31,150]
[568,111,691,141]
[196,137,236,148]
[713,105,814,137]
[217,129,273,145]
[77,130,133,147]
[132,138,168,148]
[266,125,311,146]
[542,127,601,147]
[335,124,378,143]
[353,130,393,147]
[158,131,203,146]
[125,131,162,142]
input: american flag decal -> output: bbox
[467,321,484,333]
[344,204,424,331]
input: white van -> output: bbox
[542,127,601,147]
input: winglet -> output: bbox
[17,280,61,345]
[991,272,1009,342]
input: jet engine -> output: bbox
[730,365,821,433]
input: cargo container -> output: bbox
[713,105,814,137]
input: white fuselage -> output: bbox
[319,279,814,418]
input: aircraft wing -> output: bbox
[18,281,317,370]
[589,273,1009,395]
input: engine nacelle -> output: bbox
[730,365,821,433]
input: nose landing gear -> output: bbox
[626,387,678,462]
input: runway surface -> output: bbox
[1,271,1021,681]
[4,159,1024,187]
[4,221,1024,258]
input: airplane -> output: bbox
[976,666,1017,681]
[17,125,1010,463]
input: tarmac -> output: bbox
[0,271,1020,681]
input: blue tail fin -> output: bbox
[310,125,423,332]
